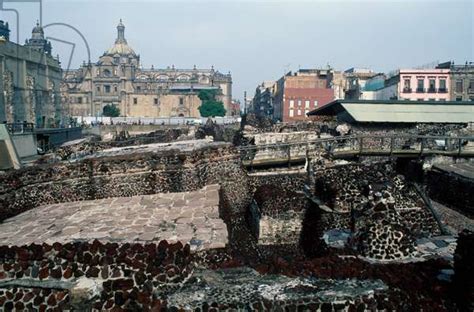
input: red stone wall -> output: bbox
[0,240,200,310]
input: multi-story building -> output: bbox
[0,21,62,127]
[251,81,275,117]
[61,20,233,118]
[359,74,387,100]
[273,69,334,122]
[361,68,451,102]
[343,68,377,100]
[440,62,474,101]
[397,69,451,101]
[229,100,241,117]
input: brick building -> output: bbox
[229,99,241,116]
[273,69,334,122]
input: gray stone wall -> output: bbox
[0,40,62,126]
[0,143,251,222]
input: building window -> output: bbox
[297,100,302,107]
[469,80,474,91]
[114,86,118,92]
[77,97,82,104]
[416,79,424,93]
[289,100,294,108]
[305,109,309,115]
[179,98,184,105]
[297,109,302,116]
[439,79,447,92]
[133,98,138,105]
[96,86,100,92]
[104,85,111,93]
[289,109,294,117]
[428,79,435,93]
[456,80,463,93]
[154,98,158,105]
[136,86,141,92]
[314,100,318,107]
[305,100,310,108]
[456,97,462,101]
[403,79,411,92]
[470,97,474,101]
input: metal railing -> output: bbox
[239,134,474,167]
[5,122,35,134]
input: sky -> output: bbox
[0,0,473,103]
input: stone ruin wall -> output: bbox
[47,128,192,162]
[427,166,474,218]
[346,123,472,137]
[304,161,442,260]
[241,130,320,162]
[0,240,228,311]
[0,143,251,222]
[248,172,308,248]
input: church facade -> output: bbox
[61,21,232,118]
[0,21,62,127]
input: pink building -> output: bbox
[398,69,450,101]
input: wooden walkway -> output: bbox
[240,134,474,167]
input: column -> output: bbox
[0,55,5,122]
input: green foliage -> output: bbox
[199,101,226,117]
[102,104,120,117]
[198,89,226,117]
[198,89,219,102]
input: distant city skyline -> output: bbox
[0,0,472,102]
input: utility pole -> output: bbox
[244,91,247,115]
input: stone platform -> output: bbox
[432,162,474,180]
[0,185,227,251]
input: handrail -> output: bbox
[238,134,474,165]
[238,134,474,151]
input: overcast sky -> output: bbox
[1,0,472,102]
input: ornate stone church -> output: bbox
[0,21,62,127]
[61,20,233,118]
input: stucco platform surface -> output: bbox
[0,184,227,251]
[433,162,474,180]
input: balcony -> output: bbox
[438,88,448,93]
[416,88,425,93]
[402,87,412,93]
[427,87,436,93]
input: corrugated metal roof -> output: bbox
[308,100,474,123]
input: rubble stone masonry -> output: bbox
[0,141,251,222]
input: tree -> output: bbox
[199,101,226,117]
[102,104,120,117]
[198,89,226,117]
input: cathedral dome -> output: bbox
[104,19,137,57]
[32,21,44,34]
[106,42,136,56]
